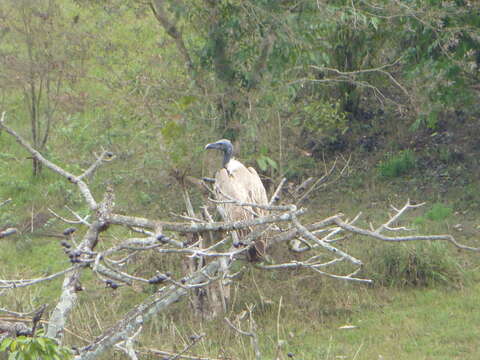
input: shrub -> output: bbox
[414,203,453,225]
[377,150,416,178]
[425,203,453,221]
[368,242,464,287]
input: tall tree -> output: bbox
[0,0,87,175]
[148,0,283,140]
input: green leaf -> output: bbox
[9,340,17,352]
[36,337,47,352]
[265,157,278,170]
[0,338,13,352]
[16,351,25,360]
[15,337,28,345]
[256,157,267,171]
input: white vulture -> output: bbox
[205,139,269,260]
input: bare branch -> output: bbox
[137,347,217,360]
[269,215,341,245]
[291,212,363,266]
[224,309,261,360]
[308,55,412,102]
[0,228,17,239]
[333,216,480,252]
[258,259,371,284]
[78,150,115,181]
[115,326,142,360]
[0,304,49,318]
[149,1,194,72]
[93,262,134,286]
[208,198,296,212]
[48,208,86,225]
[224,317,253,337]
[375,199,424,233]
[0,266,80,289]
[0,319,30,337]
[296,155,351,204]
[0,198,12,207]
[258,257,344,270]
[269,177,286,206]
[66,206,92,226]
[47,217,114,340]
[76,260,222,360]
[169,212,204,222]
[0,115,100,210]
[108,207,306,233]
[169,333,205,360]
[0,198,17,238]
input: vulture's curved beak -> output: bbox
[205,142,218,150]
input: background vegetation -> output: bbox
[0,0,479,358]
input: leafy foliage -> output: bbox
[256,154,277,173]
[0,330,72,360]
[291,99,348,144]
[393,1,479,129]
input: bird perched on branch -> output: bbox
[205,139,269,260]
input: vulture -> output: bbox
[205,139,269,260]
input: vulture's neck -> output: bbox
[222,147,233,168]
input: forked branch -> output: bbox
[1,112,478,360]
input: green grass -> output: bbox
[114,278,480,360]
[0,236,69,305]
[297,285,480,360]
[414,202,454,227]
[367,242,465,287]
[377,150,416,179]
[425,203,454,221]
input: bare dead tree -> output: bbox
[0,111,478,360]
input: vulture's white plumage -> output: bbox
[205,139,268,260]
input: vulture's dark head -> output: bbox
[205,139,233,167]
[205,139,233,152]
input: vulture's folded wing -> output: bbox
[247,167,269,210]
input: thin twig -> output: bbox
[0,266,80,289]
[269,178,286,206]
